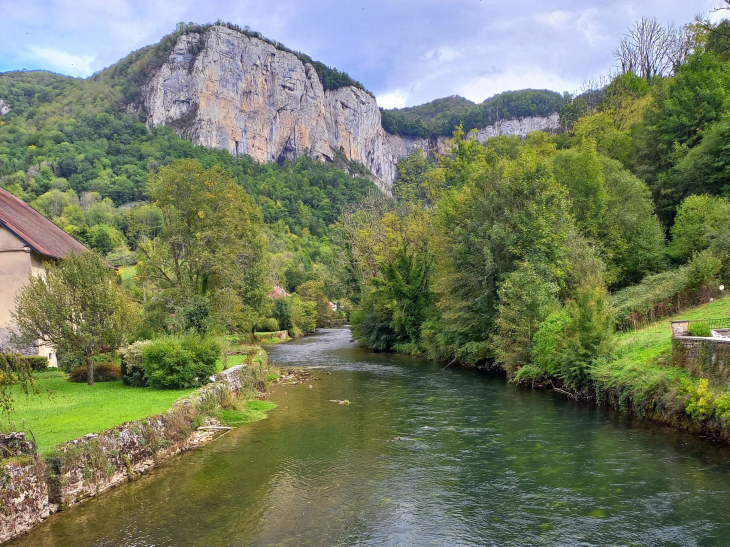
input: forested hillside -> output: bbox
[0,68,374,290]
[381,89,566,138]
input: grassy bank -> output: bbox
[6,344,278,454]
[591,296,730,438]
[6,371,194,453]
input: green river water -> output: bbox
[11,328,730,546]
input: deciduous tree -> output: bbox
[12,252,140,385]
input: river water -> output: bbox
[12,328,730,546]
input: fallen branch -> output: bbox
[553,387,578,401]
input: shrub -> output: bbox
[120,340,151,386]
[531,311,571,377]
[611,251,722,330]
[273,298,294,332]
[0,354,48,372]
[142,335,220,389]
[688,324,712,337]
[68,362,121,383]
[254,317,280,332]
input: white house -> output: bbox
[0,187,89,365]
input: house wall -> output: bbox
[0,226,33,329]
[0,226,56,365]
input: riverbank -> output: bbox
[590,297,730,441]
[507,297,730,442]
[360,297,730,443]
[10,328,730,545]
[0,358,293,544]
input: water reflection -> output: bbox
[12,328,730,546]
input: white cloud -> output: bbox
[535,10,572,28]
[31,47,95,76]
[0,0,721,108]
[458,67,575,104]
[377,89,409,109]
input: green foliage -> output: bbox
[255,318,280,332]
[0,355,47,373]
[12,251,140,385]
[611,250,723,329]
[493,262,559,374]
[552,144,665,287]
[68,362,122,383]
[291,296,318,335]
[296,280,334,328]
[688,323,712,337]
[663,116,730,208]
[120,340,151,387]
[530,311,571,379]
[343,193,434,351]
[0,354,37,415]
[637,50,730,221]
[557,280,614,388]
[425,135,578,364]
[138,159,268,333]
[142,335,220,389]
[272,298,295,333]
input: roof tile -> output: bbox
[0,188,89,259]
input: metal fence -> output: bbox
[685,318,730,337]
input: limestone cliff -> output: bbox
[142,25,560,191]
[143,26,401,191]
[472,113,560,141]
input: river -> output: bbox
[12,328,730,546]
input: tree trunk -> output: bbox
[87,355,95,386]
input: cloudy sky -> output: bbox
[0,0,721,108]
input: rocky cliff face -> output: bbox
[143,26,401,191]
[473,113,560,141]
[0,98,10,116]
[143,26,560,191]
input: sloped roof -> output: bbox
[0,187,89,259]
[268,286,291,299]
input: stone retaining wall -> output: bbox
[0,457,49,543]
[0,366,251,544]
[672,337,730,385]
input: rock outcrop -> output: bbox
[143,25,560,191]
[472,113,560,141]
[0,99,10,116]
[143,26,400,191]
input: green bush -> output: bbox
[531,311,571,378]
[120,340,151,386]
[0,354,48,372]
[255,317,280,332]
[688,324,712,337]
[142,335,220,389]
[68,362,122,383]
[611,251,722,330]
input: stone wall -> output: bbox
[0,366,251,543]
[0,457,49,543]
[672,337,730,386]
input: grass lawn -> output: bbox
[6,371,194,454]
[613,296,730,364]
[592,296,730,400]
[218,400,277,426]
